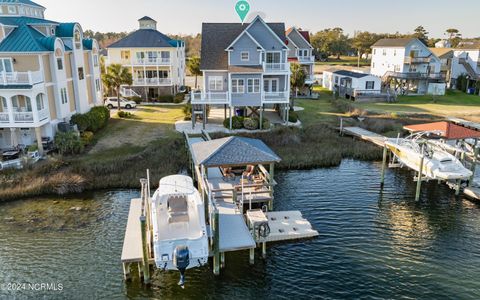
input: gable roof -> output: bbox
[138,16,155,22]
[201,19,286,70]
[333,70,370,78]
[107,28,175,48]
[372,38,416,48]
[191,136,281,167]
[404,122,480,140]
[0,17,54,52]
[226,30,264,51]
[286,27,312,49]
[0,0,45,9]
[428,48,454,59]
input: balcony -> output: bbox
[132,78,172,86]
[263,62,290,73]
[263,91,289,104]
[0,71,43,86]
[405,56,431,64]
[0,108,49,126]
[191,91,229,105]
[298,56,315,63]
[133,58,171,65]
[383,71,445,81]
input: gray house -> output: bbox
[192,16,291,128]
[286,27,315,86]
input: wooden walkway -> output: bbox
[448,117,480,131]
[342,127,387,147]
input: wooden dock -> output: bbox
[341,126,387,147]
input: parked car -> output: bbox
[104,97,137,109]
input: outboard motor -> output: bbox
[173,245,190,287]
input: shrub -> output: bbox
[80,131,94,146]
[288,111,299,123]
[262,118,271,129]
[117,111,135,119]
[174,93,185,104]
[71,106,110,133]
[223,116,244,129]
[157,95,174,103]
[243,118,259,130]
[27,144,38,152]
[55,131,84,155]
[71,113,90,132]
[183,103,192,120]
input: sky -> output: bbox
[37,0,479,38]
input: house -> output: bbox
[105,17,186,100]
[286,27,315,88]
[0,0,102,153]
[429,48,454,87]
[451,42,480,90]
[192,15,291,128]
[322,69,381,100]
[370,38,445,95]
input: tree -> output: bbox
[413,26,429,45]
[102,64,132,111]
[311,28,350,59]
[187,57,202,89]
[446,28,462,47]
[290,63,306,109]
[352,31,379,65]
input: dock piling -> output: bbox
[140,215,151,284]
[380,146,388,188]
[249,248,255,265]
[415,144,425,201]
[213,209,220,275]
[262,242,267,259]
[220,252,225,269]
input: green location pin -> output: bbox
[235,0,250,24]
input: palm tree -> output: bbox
[187,57,202,89]
[290,63,306,109]
[102,64,132,111]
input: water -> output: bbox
[1,160,480,299]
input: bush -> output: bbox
[288,111,299,123]
[261,118,271,129]
[174,93,185,104]
[156,95,174,103]
[71,106,110,133]
[80,131,94,146]
[27,144,38,152]
[223,116,244,129]
[243,118,259,130]
[183,103,192,120]
[117,111,135,119]
[71,113,90,132]
[55,131,84,155]
[128,96,143,104]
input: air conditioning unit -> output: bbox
[57,122,74,133]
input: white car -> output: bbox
[104,97,137,109]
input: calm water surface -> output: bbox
[1,160,480,299]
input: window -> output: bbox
[334,76,339,84]
[160,51,170,62]
[36,94,45,110]
[8,6,16,14]
[231,79,245,93]
[266,52,281,63]
[78,67,84,80]
[394,50,397,56]
[121,50,130,60]
[372,62,375,68]
[74,29,82,50]
[241,51,249,61]
[208,76,223,91]
[0,58,13,73]
[18,6,25,15]
[382,49,387,56]
[93,55,99,67]
[95,79,101,92]
[365,81,375,90]
[51,28,55,35]
[57,58,63,70]
[247,78,260,93]
[373,49,376,55]
[60,88,68,104]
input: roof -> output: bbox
[372,38,416,48]
[200,21,286,70]
[0,19,51,52]
[333,70,370,78]
[404,122,480,140]
[56,23,77,38]
[428,48,454,59]
[457,41,480,50]
[191,136,281,167]
[107,29,175,48]
[0,0,45,8]
[82,38,94,50]
[138,16,155,22]
[299,30,310,43]
[0,16,57,26]
[228,65,263,73]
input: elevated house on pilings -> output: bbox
[370,38,446,95]
[191,15,291,130]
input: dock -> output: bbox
[341,126,387,147]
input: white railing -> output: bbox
[38,108,49,121]
[0,112,9,123]
[133,58,171,65]
[191,91,230,104]
[120,87,140,97]
[133,78,172,86]
[0,71,43,86]
[405,56,431,64]
[263,91,289,103]
[298,56,315,63]
[13,112,34,122]
[263,62,290,72]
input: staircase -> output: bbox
[459,58,479,80]
[120,87,140,98]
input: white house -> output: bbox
[370,38,445,95]
[323,69,381,100]
[451,42,480,90]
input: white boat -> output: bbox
[150,175,209,286]
[385,132,473,180]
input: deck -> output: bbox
[342,126,387,147]
[121,198,143,264]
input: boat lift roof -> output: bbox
[191,136,281,167]
[404,122,480,140]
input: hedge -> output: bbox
[71,106,110,133]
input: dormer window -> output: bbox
[51,28,55,35]
[241,51,249,61]
[18,6,25,15]
[74,29,82,50]
[8,6,16,14]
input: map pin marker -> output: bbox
[235,0,250,24]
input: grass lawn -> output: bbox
[295,86,344,126]
[90,105,185,153]
[315,55,370,66]
[354,90,480,120]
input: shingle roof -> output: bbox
[191,137,281,167]
[228,65,263,73]
[0,0,45,8]
[107,29,175,48]
[200,21,286,70]
[372,38,416,48]
[428,48,454,59]
[457,41,480,50]
[333,70,369,78]
[404,122,480,140]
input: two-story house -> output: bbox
[451,42,480,90]
[106,17,185,101]
[286,27,315,88]
[193,15,291,129]
[370,38,445,95]
[0,0,102,153]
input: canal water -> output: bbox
[1,160,480,299]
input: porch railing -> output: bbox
[0,112,9,123]
[133,58,171,65]
[13,112,34,123]
[0,71,43,86]
[298,56,315,63]
[263,62,290,72]
[133,78,172,86]
[263,91,289,103]
[191,91,230,104]
[405,56,431,64]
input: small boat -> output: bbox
[150,175,209,286]
[385,132,473,180]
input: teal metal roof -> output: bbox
[0,0,45,9]
[0,21,49,52]
[56,23,77,38]
[82,38,94,50]
[38,36,56,51]
[0,16,58,26]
